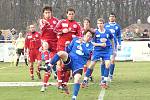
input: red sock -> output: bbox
[63,69,70,84]
[30,66,34,77]
[57,68,63,86]
[43,71,51,87]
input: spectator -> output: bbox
[7,28,18,43]
[141,29,149,38]
[124,28,134,40]
[134,28,142,38]
[0,30,5,43]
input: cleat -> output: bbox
[40,86,47,92]
[89,76,93,82]
[36,71,41,79]
[72,96,76,100]
[81,80,88,88]
[62,85,69,94]
[100,80,108,89]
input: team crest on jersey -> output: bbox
[53,21,57,24]
[36,34,38,37]
[62,23,68,27]
[109,29,115,33]
[73,24,77,28]
[86,43,89,47]
[115,26,118,30]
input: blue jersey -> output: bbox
[104,22,121,48]
[65,37,93,73]
[92,29,113,53]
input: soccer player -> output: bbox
[54,8,81,88]
[39,6,59,82]
[81,17,95,81]
[82,18,114,88]
[104,13,122,81]
[15,32,28,66]
[42,30,93,100]
[25,24,41,80]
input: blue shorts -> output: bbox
[91,51,110,61]
[63,55,84,75]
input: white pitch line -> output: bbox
[0,67,8,70]
[98,88,106,100]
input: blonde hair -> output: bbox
[97,18,105,23]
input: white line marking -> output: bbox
[98,88,106,100]
[0,67,8,70]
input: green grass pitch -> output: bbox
[0,62,150,100]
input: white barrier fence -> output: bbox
[0,41,150,62]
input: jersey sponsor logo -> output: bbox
[86,43,89,47]
[62,23,68,27]
[109,29,115,34]
[76,45,84,55]
[96,34,100,37]
[73,24,77,28]
[28,36,32,39]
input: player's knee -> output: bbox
[57,51,65,57]
[74,74,81,83]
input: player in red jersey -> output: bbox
[25,24,41,80]
[39,6,58,58]
[54,8,81,91]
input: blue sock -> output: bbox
[73,83,80,97]
[109,64,115,76]
[85,68,92,77]
[104,68,109,77]
[101,64,105,77]
[50,54,60,65]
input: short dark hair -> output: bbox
[66,8,75,13]
[109,12,116,17]
[42,6,52,13]
[83,29,94,37]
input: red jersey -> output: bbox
[25,31,41,49]
[54,19,81,48]
[39,17,58,41]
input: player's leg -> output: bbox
[85,60,93,82]
[100,60,105,80]
[22,49,28,66]
[81,61,97,88]
[109,53,116,81]
[72,71,82,100]
[16,49,21,66]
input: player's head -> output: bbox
[29,24,36,33]
[83,17,91,28]
[97,18,105,29]
[42,41,49,50]
[83,29,94,42]
[42,6,52,19]
[109,12,116,22]
[18,32,23,38]
[66,8,75,21]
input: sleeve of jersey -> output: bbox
[25,35,29,49]
[117,25,122,45]
[81,44,90,59]
[54,20,63,34]
[76,24,82,37]
[39,19,48,32]
[65,38,77,53]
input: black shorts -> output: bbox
[16,49,24,55]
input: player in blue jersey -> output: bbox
[103,13,122,81]
[41,30,93,100]
[81,18,114,88]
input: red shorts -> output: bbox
[57,45,65,52]
[29,49,40,63]
[42,39,57,58]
